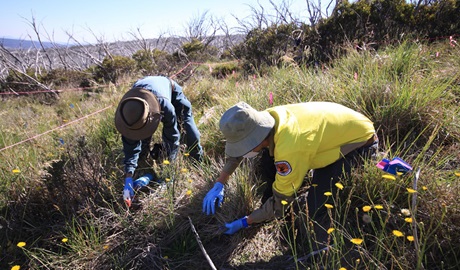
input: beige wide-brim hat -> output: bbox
[115,88,162,140]
[219,102,275,157]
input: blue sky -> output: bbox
[1,0,313,44]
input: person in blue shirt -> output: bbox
[115,76,203,203]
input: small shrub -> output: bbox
[40,68,92,89]
[93,55,136,84]
[1,68,39,93]
[210,62,241,79]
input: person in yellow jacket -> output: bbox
[202,101,377,242]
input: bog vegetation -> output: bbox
[1,1,459,269]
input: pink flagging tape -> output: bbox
[0,105,112,152]
[0,84,113,96]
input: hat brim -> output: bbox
[224,110,274,157]
[115,88,161,140]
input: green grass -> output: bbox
[1,41,459,269]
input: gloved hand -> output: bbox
[224,216,249,235]
[123,177,134,207]
[202,182,225,215]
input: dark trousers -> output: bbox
[257,142,377,250]
[257,141,378,221]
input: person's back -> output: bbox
[115,75,203,206]
[267,102,375,170]
[132,76,172,101]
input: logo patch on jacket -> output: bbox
[275,161,292,176]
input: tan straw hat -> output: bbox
[115,88,162,140]
[219,102,275,157]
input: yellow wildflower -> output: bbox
[335,183,344,190]
[165,178,171,182]
[186,190,192,196]
[350,238,363,245]
[382,174,396,180]
[374,205,384,210]
[163,160,170,165]
[327,228,335,234]
[324,191,333,196]
[325,204,334,209]
[422,186,428,191]
[407,188,417,194]
[392,230,404,237]
[12,169,21,174]
[103,245,110,250]
[281,200,288,205]
[11,266,20,270]
[61,238,68,243]
[17,242,26,247]
[188,179,193,183]
[396,172,403,176]
[362,206,372,212]
[180,168,188,173]
[455,172,460,177]
[339,268,347,270]
[184,153,190,157]
[407,236,415,242]
[405,217,413,223]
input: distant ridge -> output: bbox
[0,37,63,49]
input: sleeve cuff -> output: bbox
[242,216,249,228]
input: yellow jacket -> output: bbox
[267,102,375,196]
[222,102,375,223]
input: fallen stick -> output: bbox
[188,216,217,270]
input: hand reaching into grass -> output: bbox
[123,177,134,207]
[224,216,248,235]
[202,182,225,215]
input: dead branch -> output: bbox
[188,216,217,270]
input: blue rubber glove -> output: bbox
[224,216,249,235]
[123,177,134,207]
[202,182,225,215]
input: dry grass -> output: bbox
[1,41,460,269]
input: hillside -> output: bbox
[0,37,63,49]
[0,41,459,270]
[0,34,244,82]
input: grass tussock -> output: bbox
[1,41,460,269]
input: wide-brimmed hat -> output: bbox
[219,102,275,157]
[115,88,162,140]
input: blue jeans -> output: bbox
[135,92,203,162]
[122,81,203,175]
[171,90,203,161]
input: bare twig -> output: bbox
[188,216,217,270]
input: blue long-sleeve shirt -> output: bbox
[122,76,181,175]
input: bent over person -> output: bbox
[115,76,203,204]
[202,101,377,248]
